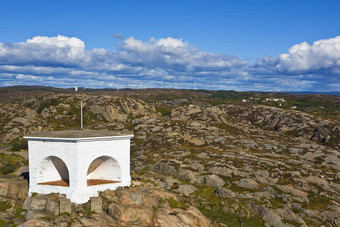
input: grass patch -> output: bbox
[304,219,320,227]
[167,197,189,209]
[0,153,27,175]
[194,187,265,226]
[37,98,60,113]
[0,201,11,212]
[13,207,25,219]
[155,105,172,117]
[302,191,332,210]
[12,139,28,151]
[282,219,300,226]
[269,196,285,208]
[0,218,13,227]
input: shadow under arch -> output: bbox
[87,156,121,186]
[38,156,70,187]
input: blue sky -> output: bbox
[0,0,339,91]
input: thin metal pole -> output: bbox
[81,100,83,129]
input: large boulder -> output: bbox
[237,178,259,190]
[107,203,153,226]
[102,187,212,227]
[0,179,28,201]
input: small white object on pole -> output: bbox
[75,87,78,92]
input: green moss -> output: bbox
[302,190,332,210]
[282,219,300,226]
[304,219,320,227]
[127,113,134,119]
[152,206,158,213]
[158,198,165,208]
[0,153,27,175]
[270,196,285,208]
[155,106,171,117]
[37,98,60,113]
[84,207,95,217]
[0,201,11,212]
[12,139,28,151]
[194,187,265,226]
[0,219,10,227]
[13,207,24,219]
[167,197,188,209]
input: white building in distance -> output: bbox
[24,130,133,204]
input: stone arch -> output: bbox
[87,156,121,186]
[37,156,70,187]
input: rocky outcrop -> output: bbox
[0,94,159,144]
[0,92,339,226]
[170,104,340,149]
[102,187,211,227]
[0,178,28,202]
[17,186,211,227]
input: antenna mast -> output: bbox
[75,86,84,130]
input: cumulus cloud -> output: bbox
[277,36,340,74]
[0,35,85,66]
[0,35,339,91]
[16,74,39,80]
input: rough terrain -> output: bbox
[0,90,339,226]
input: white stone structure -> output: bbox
[24,130,133,204]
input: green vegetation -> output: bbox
[37,98,60,113]
[1,164,15,174]
[0,218,11,227]
[194,187,265,226]
[0,201,11,212]
[84,207,95,217]
[155,105,171,117]
[302,190,332,210]
[0,153,27,175]
[304,219,320,227]
[282,219,300,226]
[269,196,285,208]
[13,207,24,219]
[12,139,28,151]
[167,197,188,209]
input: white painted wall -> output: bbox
[87,156,121,181]
[38,156,69,183]
[25,135,133,204]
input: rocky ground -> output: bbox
[0,92,339,226]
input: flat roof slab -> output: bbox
[24,130,133,141]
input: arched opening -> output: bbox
[37,156,69,187]
[87,156,121,186]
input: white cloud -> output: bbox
[0,35,85,66]
[26,35,85,60]
[0,35,339,91]
[277,36,340,73]
[16,74,39,80]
